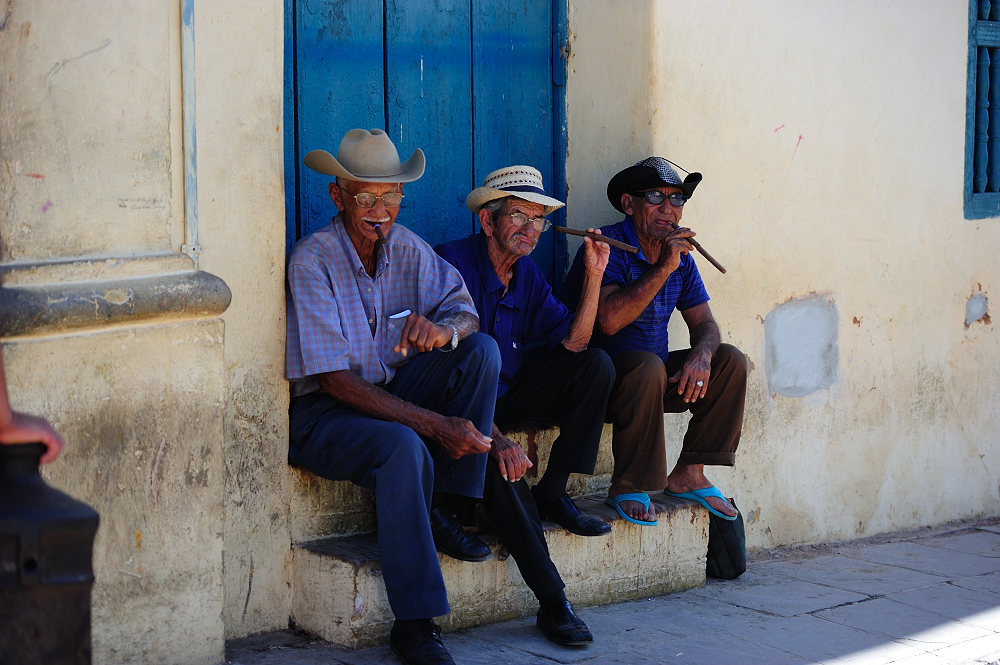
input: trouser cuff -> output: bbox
[677,451,736,466]
[388,590,450,621]
[609,479,668,494]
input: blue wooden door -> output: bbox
[285,0,565,282]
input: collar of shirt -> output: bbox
[334,215,390,279]
[471,232,527,311]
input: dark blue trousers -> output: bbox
[288,333,500,620]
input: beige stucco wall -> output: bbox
[0,1,182,262]
[4,322,228,665]
[193,1,290,639]
[1,0,290,659]
[566,0,1000,550]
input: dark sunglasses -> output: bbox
[632,190,688,207]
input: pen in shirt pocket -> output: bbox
[389,309,412,356]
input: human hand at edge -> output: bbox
[0,411,65,464]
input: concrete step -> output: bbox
[290,425,618,543]
[290,493,709,649]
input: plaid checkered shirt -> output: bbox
[286,216,477,397]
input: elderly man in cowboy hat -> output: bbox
[560,157,747,528]
[285,128,502,665]
[433,164,612,645]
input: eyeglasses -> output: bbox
[339,185,404,208]
[633,190,687,207]
[504,212,551,232]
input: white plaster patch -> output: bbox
[966,293,989,326]
[765,295,839,398]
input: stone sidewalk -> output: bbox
[227,518,1000,665]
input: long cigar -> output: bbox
[374,224,386,253]
[554,226,638,253]
[670,223,726,274]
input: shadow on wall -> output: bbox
[765,294,839,398]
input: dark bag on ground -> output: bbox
[706,499,746,580]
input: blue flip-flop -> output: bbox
[605,493,658,526]
[664,486,738,521]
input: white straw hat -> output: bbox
[465,166,564,215]
[304,128,425,183]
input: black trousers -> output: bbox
[478,347,615,601]
[493,347,615,475]
[479,457,565,600]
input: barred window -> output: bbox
[965,0,1000,218]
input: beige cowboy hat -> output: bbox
[466,165,565,215]
[304,128,425,183]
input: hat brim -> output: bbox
[606,165,702,213]
[466,188,565,216]
[304,148,426,183]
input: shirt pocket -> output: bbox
[379,317,419,369]
[500,336,525,384]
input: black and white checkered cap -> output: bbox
[634,157,682,186]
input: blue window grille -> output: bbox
[966,0,1000,218]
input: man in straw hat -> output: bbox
[560,157,747,528]
[286,128,502,665]
[434,165,614,645]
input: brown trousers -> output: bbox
[605,343,747,493]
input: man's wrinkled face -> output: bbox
[329,179,403,243]
[482,198,546,260]
[623,185,685,243]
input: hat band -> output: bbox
[354,166,404,177]
[498,184,547,196]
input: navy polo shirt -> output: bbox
[435,233,573,399]
[559,216,709,363]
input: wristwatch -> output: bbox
[441,324,459,352]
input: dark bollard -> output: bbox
[0,443,100,665]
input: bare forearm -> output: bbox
[440,311,479,340]
[563,270,603,352]
[596,265,673,336]
[688,320,721,358]
[317,370,445,439]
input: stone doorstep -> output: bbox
[290,494,709,649]
[290,425,618,543]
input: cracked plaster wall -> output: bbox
[0,0,181,262]
[188,0,290,641]
[1,0,289,657]
[567,0,1000,550]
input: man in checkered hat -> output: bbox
[560,157,748,528]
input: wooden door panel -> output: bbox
[295,0,385,239]
[472,0,554,277]
[286,0,557,280]
[386,0,474,248]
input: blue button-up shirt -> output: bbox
[435,233,572,399]
[560,216,709,363]
[286,217,477,397]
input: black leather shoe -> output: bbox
[389,619,456,665]
[430,507,492,562]
[536,601,594,646]
[531,489,611,537]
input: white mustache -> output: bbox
[364,217,390,225]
